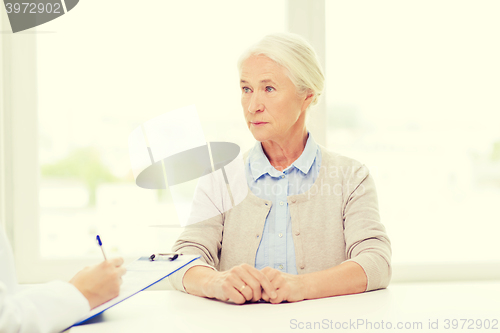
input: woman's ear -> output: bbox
[301,91,315,112]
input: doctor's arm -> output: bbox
[0,258,125,333]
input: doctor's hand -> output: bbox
[260,267,306,304]
[203,263,278,304]
[70,257,126,309]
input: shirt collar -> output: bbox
[248,132,319,181]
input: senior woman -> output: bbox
[168,33,391,304]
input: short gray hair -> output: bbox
[237,33,325,108]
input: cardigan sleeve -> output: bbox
[167,170,227,292]
[342,164,392,291]
[167,218,222,292]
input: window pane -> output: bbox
[38,1,286,259]
[326,0,500,264]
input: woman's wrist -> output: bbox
[183,266,218,297]
[200,268,219,298]
[297,274,311,301]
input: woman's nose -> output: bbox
[248,92,264,114]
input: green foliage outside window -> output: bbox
[41,147,117,206]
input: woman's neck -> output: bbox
[261,128,308,171]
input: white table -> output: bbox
[68,281,500,333]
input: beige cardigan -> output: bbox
[168,145,391,292]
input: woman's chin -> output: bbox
[249,129,270,143]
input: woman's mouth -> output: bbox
[251,122,268,126]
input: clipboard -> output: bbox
[71,254,200,327]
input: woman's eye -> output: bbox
[265,86,275,92]
[242,87,251,93]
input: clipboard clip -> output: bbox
[149,253,182,261]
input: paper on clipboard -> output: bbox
[72,254,200,327]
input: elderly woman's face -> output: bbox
[239,55,312,143]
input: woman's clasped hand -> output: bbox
[202,263,306,304]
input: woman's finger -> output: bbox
[236,283,253,301]
[253,267,278,300]
[225,272,256,303]
[232,265,263,301]
[270,289,285,304]
[221,280,246,304]
[261,290,270,302]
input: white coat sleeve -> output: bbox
[0,280,90,333]
[1,228,90,333]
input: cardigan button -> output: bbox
[295,232,300,236]
[300,265,305,270]
[292,199,296,203]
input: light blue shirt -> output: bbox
[245,133,322,274]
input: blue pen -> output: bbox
[96,235,107,261]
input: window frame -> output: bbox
[1,24,109,283]
[3,0,498,283]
